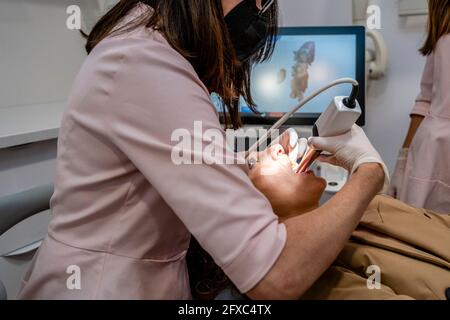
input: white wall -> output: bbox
[278,0,353,26]
[0,0,86,110]
[0,0,87,197]
[279,0,427,173]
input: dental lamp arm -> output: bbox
[247,162,385,300]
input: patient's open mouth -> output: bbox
[299,169,314,176]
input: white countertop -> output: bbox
[0,101,314,150]
[0,101,65,149]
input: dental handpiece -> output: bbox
[296,147,321,174]
[296,92,362,173]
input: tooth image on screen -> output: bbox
[290,41,315,102]
[211,30,358,116]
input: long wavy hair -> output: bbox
[83,0,278,129]
[420,0,450,55]
[83,0,279,299]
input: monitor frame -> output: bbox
[236,26,366,127]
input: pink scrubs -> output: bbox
[397,35,450,214]
[17,4,286,299]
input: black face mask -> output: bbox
[224,0,273,62]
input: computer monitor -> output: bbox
[214,26,366,126]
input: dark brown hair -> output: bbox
[84,0,279,129]
[420,0,450,55]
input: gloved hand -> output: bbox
[388,148,408,198]
[308,125,390,193]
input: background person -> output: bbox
[389,0,450,213]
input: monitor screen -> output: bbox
[213,26,366,126]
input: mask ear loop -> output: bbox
[259,0,275,15]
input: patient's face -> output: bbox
[248,144,327,219]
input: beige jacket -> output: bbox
[303,196,450,300]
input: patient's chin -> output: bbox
[316,176,327,191]
[303,175,327,203]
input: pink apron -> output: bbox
[398,35,450,213]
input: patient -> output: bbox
[247,144,450,300]
[248,143,327,221]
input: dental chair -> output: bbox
[0,184,54,300]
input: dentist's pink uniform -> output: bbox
[398,35,450,213]
[18,4,286,299]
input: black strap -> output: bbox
[142,0,157,7]
[446,287,450,300]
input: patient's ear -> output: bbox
[269,144,286,161]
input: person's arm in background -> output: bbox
[248,126,388,299]
[402,115,425,148]
[389,54,434,197]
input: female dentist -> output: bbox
[389,0,450,213]
[18,0,387,300]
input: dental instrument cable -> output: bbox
[245,77,359,159]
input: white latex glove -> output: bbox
[308,125,390,193]
[388,148,408,198]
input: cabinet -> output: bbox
[398,0,428,16]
